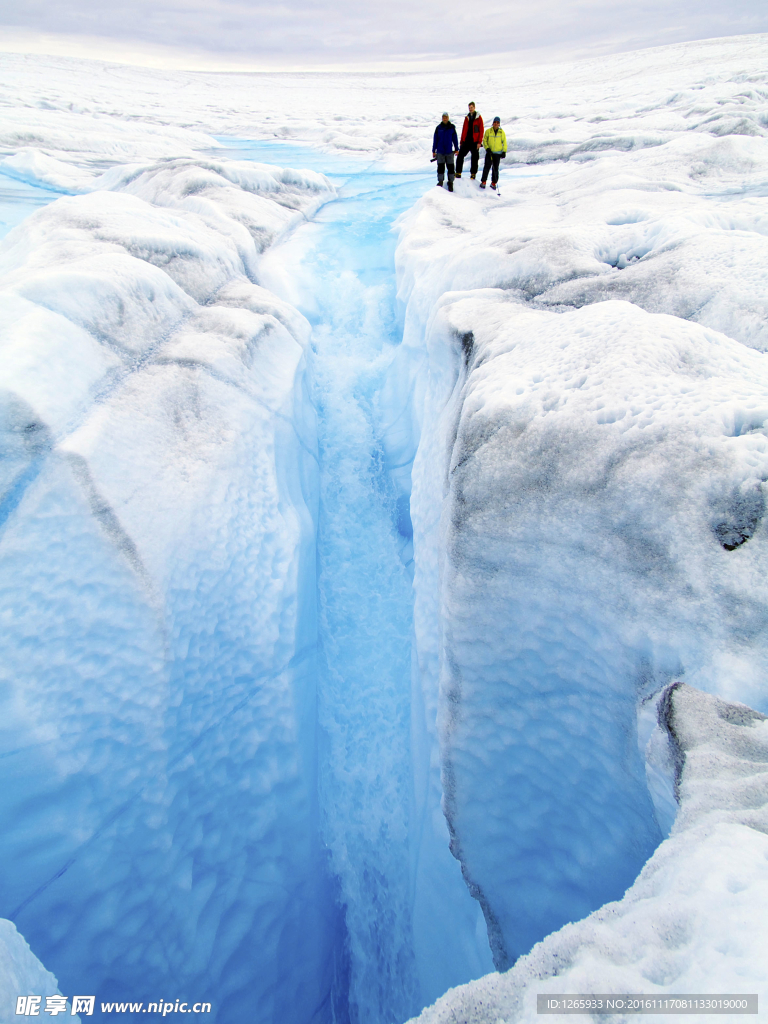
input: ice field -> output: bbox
[0,32,767,1023]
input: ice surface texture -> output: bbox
[406,683,768,1023]
[0,34,766,168]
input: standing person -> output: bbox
[432,112,459,192]
[480,117,507,190]
[456,102,484,179]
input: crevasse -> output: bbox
[2,139,709,1024]
[0,147,494,1024]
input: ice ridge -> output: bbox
[395,283,768,967]
[0,919,77,1023]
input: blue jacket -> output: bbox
[433,121,459,155]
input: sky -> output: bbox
[0,0,767,70]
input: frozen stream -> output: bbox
[263,164,423,1021]
[0,169,63,239]
[253,146,484,1023]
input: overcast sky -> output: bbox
[1,0,766,69]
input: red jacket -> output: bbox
[461,112,484,145]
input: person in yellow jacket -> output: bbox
[480,117,507,190]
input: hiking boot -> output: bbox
[470,174,476,180]
[455,173,462,178]
[436,181,443,187]
[490,182,497,190]
[480,181,486,189]
[447,181,454,192]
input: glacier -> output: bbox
[0,31,767,1024]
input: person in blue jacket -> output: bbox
[432,112,459,192]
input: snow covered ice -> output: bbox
[0,31,767,1024]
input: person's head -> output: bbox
[493,117,501,126]
[468,102,476,113]
[442,112,449,123]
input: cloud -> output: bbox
[1,0,767,67]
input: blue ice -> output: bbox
[0,170,63,238]
[256,154,493,1021]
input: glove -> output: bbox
[501,152,506,159]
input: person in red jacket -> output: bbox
[455,102,484,180]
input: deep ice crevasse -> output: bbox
[0,149,494,1024]
[1,37,768,1022]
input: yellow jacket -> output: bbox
[483,127,507,153]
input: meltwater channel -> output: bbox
[248,142,481,1024]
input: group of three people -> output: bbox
[432,103,507,192]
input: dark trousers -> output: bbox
[482,150,501,184]
[456,139,480,176]
[436,154,455,185]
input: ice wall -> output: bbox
[395,114,768,967]
[0,157,341,1020]
[406,682,768,1023]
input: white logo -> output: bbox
[70,997,95,1017]
[16,996,41,1016]
[44,997,68,1016]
